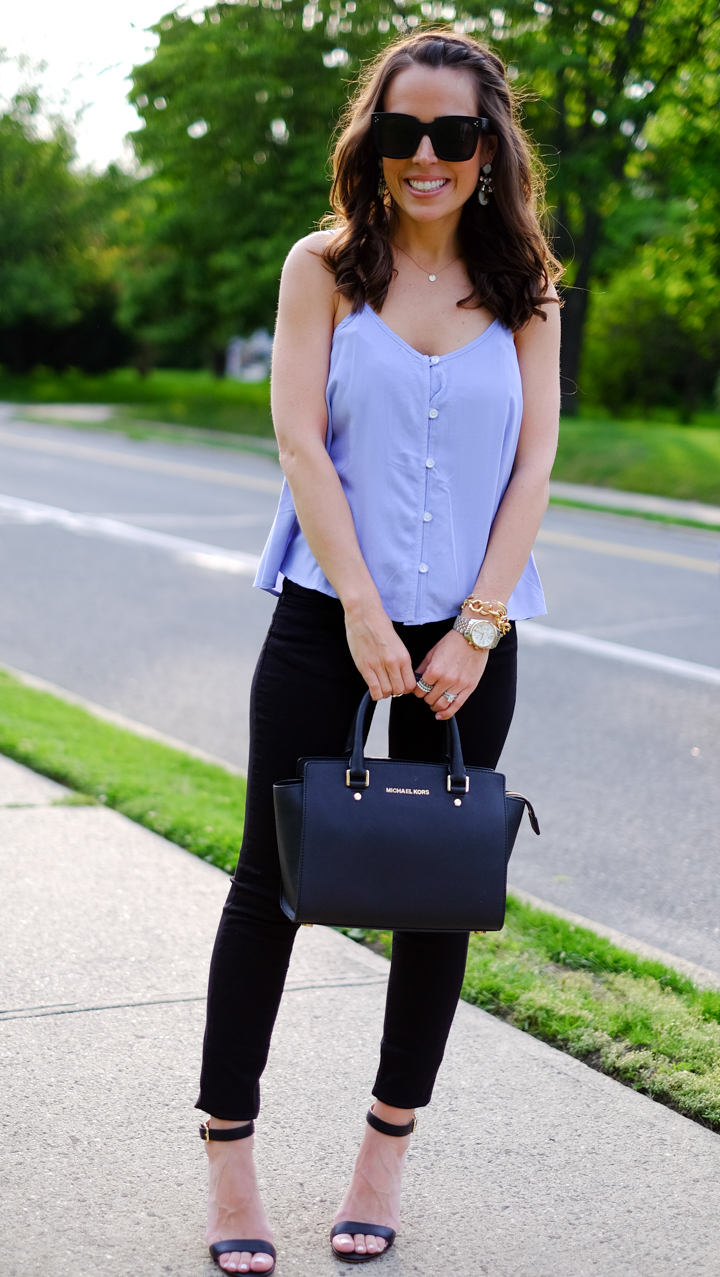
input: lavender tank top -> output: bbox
[255,304,545,624]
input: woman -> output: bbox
[197,29,560,1274]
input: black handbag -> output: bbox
[274,689,539,931]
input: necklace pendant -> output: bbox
[428,274,436,282]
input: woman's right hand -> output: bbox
[344,602,417,700]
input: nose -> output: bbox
[412,132,438,164]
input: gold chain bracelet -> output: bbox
[460,596,511,635]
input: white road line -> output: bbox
[519,621,720,686]
[0,428,283,494]
[0,493,262,576]
[535,527,719,574]
[4,490,720,687]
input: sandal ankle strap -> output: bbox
[200,1119,255,1142]
[366,1108,416,1137]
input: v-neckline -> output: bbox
[362,304,499,361]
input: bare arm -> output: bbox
[271,234,417,699]
[416,293,561,719]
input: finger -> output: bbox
[434,687,471,720]
[419,667,462,711]
[429,689,458,713]
[414,676,437,699]
[419,667,447,709]
[364,666,392,700]
[401,655,418,695]
[386,660,410,698]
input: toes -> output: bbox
[217,1251,272,1273]
[332,1232,387,1257]
[332,1234,355,1254]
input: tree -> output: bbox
[494,0,720,410]
[127,0,720,392]
[128,0,391,365]
[0,94,133,373]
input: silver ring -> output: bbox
[442,691,458,703]
[416,677,435,694]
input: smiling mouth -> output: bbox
[406,178,449,192]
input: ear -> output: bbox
[481,134,499,165]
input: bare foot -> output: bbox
[332,1103,414,1260]
[204,1119,275,1274]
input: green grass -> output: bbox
[0,669,245,873]
[554,417,720,505]
[2,666,720,1132]
[340,901,720,1133]
[5,365,720,504]
[0,367,273,437]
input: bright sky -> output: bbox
[0,1,182,171]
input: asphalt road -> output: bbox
[1,415,719,972]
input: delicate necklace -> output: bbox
[395,243,460,283]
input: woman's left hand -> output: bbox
[414,629,489,719]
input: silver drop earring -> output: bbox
[477,163,493,205]
[378,160,387,199]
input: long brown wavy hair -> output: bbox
[322,30,561,330]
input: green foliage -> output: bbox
[492,0,720,405]
[0,669,245,874]
[123,0,720,396]
[345,899,720,1131]
[580,229,720,418]
[0,365,273,433]
[0,95,134,372]
[553,415,720,502]
[0,365,269,405]
[126,0,385,357]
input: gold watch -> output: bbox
[453,615,501,650]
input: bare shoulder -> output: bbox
[282,231,336,290]
[514,279,561,354]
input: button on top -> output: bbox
[429,409,438,419]
[425,458,435,468]
[423,512,432,522]
[418,563,429,573]
[430,355,439,365]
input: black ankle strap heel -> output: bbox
[200,1119,276,1273]
[199,1118,255,1142]
[365,1108,417,1137]
[330,1108,416,1264]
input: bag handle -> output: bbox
[346,689,469,794]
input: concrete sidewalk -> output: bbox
[1,753,719,1277]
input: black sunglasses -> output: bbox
[372,112,491,163]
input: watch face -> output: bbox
[470,620,496,648]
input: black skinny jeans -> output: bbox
[197,580,517,1120]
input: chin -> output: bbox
[401,198,463,220]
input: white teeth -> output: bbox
[408,179,447,191]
